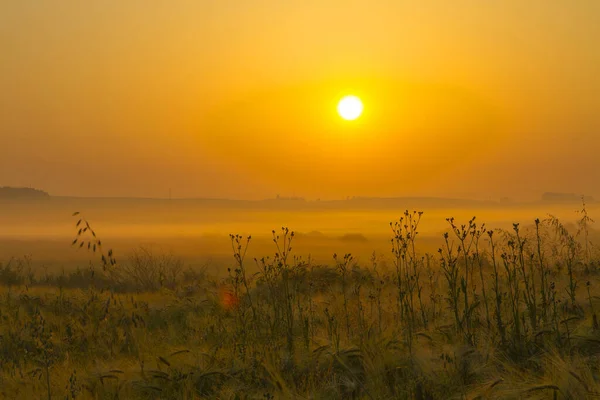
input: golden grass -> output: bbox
[0,205,600,399]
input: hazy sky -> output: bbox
[1,1,599,200]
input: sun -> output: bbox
[337,95,363,121]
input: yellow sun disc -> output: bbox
[337,95,363,121]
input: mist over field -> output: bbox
[1,195,597,275]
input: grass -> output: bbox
[0,201,599,399]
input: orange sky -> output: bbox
[1,1,599,200]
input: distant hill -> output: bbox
[47,195,502,211]
[0,187,50,199]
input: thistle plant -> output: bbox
[334,252,354,341]
[577,196,595,266]
[447,217,477,343]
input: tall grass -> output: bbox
[0,201,599,398]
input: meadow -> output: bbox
[1,199,600,399]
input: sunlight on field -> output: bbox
[1,200,599,399]
[0,199,597,276]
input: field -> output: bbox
[1,198,600,399]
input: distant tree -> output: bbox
[0,186,50,199]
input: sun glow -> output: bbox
[337,95,363,121]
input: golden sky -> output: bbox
[1,1,599,200]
